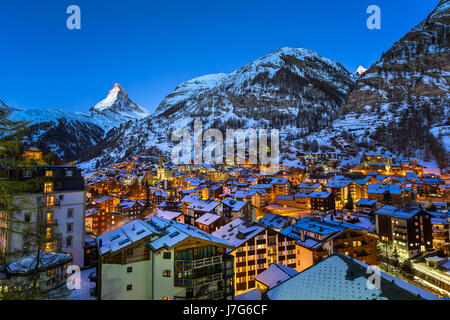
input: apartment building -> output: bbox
[97,217,234,300]
[212,218,298,296]
[2,163,86,266]
[376,205,433,257]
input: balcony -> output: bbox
[174,273,222,288]
[175,255,222,269]
[175,290,224,300]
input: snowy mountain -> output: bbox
[355,66,367,76]
[337,0,450,168]
[84,83,150,129]
[78,47,356,168]
[2,84,150,160]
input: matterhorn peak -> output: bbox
[356,65,368,75]
[88,83,150,128]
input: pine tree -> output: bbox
[391,247,401,272]
[401,259,415,279]
[0,108,67,299]
[345,189,354,211]
[383,190,392,205]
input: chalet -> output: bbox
[97,218,234,300]
[195,213,227,234]
[280,217,377,271]
[356,198,380,215]
[116,199,146,221]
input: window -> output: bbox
[163,270,171,277]
[46,212,52,224]
[127,267,133,273]
[67,223,73,233]
[46,196,54,206]
[126,284,132,291]
[23,170,31,178]
[66,236,72,247]
[25,213,31,223]
[46,228,52,239]
[126,249,133,256]
[44,182,53,193]
[45,170,53,177]
[163,252,171,259]
[67,208,74,218]
[65,170,73,177]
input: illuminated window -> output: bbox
[45,170,53,177]
[163,270,171,277]
[44,182,53,193]
[46,196,54,206]
[46,212,52,224]
[46,228,51,239]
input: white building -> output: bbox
[97,217,234,300]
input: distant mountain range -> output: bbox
[3,0,449,171]
[2,83,150,159]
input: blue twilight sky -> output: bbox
[0,0,439,113]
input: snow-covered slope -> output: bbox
[2,84,150,160]
[78,47,356,168]
[337,0,450,169]
[84,83,150,129]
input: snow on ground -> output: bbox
[50,267,96,300]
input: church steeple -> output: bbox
[158,153,164,169]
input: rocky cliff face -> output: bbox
[337,0,449,167]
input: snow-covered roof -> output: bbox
[147,217,232,251]
[376,205,429,220]
[258,213,293,229]
[180,195,202,204]
[367,184,401,195]
[7,252,72,274]
[155,209,184,220]
[187,199,221,212]
[95,196,113,203]
[195,213,222,226]
[255,263,299,289]
[357,198,378,206]
[97,219,160,256]
[234,288,262,300]
[266,253,438,300]
[212,218,265,249]
[221,199,247,211]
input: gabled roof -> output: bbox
[147,217,232,251]
[255,263,299,289]
[97,219,160,256]
[187,199,221,212]
[221,199,247,211]
[212,218,265,249]
[258,213,293,229]
[195,213,223,226]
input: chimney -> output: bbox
[301,229,305,242]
